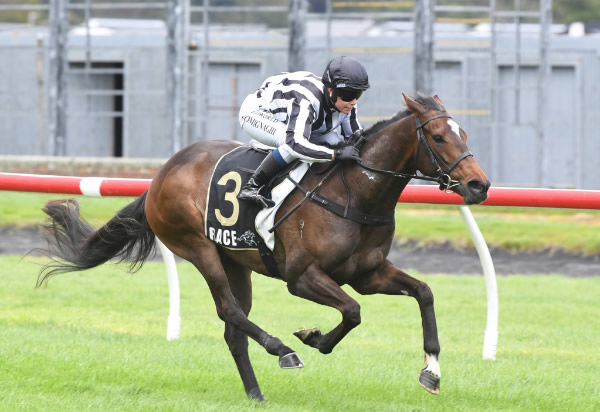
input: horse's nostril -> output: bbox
[468,180,489,194]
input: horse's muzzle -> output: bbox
[461,179,490,204]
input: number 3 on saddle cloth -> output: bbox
[205,145,309,255]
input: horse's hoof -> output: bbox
[247,387,266,401]
[294,327,322,345]
[279,352,305,369]
[419,368,440,394]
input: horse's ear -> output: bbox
[433,94,447,111]
[402,92,426,114]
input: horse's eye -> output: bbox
[432,134,444,143]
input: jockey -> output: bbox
[237,55,370,208]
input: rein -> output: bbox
[269,162,341,232]
[268,111,473,232]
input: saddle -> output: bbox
[204,145,308,252]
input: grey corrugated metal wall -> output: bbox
[0,5,599,189]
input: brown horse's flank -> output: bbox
[36,93,489,400]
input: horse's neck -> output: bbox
[349,118,417,212]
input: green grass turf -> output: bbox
[3,191,600,254]
[1,256,599,411]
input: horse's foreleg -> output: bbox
[350,259,441,394]
[287,263,361,354]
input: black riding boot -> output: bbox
[237,152,284,208]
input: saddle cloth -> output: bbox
[204,145,309,251]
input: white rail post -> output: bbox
[459,206,498,360]
[156,238,181,340]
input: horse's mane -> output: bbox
[363,95,443,138]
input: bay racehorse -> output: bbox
[37,93,490,400]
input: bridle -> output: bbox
[356,112,473,191]
[415,113,473,188]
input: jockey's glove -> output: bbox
[348,128,364,144]
[334,145,360,161]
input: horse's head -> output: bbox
[402,93,490,204]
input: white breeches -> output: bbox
[239,93,287,147]
[239,92,344,163]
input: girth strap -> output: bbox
[256,237,283,279]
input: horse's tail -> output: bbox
[36,192,155,287]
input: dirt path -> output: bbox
[3,227,598,277]
[387,240,600,277]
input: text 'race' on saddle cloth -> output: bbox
[204,145,309,251]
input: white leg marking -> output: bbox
[424,352,441,378]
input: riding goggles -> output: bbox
[336,88,363,102]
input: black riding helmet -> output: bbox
[322,56,370,105]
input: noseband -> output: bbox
[415,114,473,190]
[354,112,473,190]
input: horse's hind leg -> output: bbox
[188,242,303,384]
[220,255,264,401]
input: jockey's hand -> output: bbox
[348,128,364,144]
[334,145,360,161]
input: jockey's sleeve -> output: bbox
[283,99,335,162]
